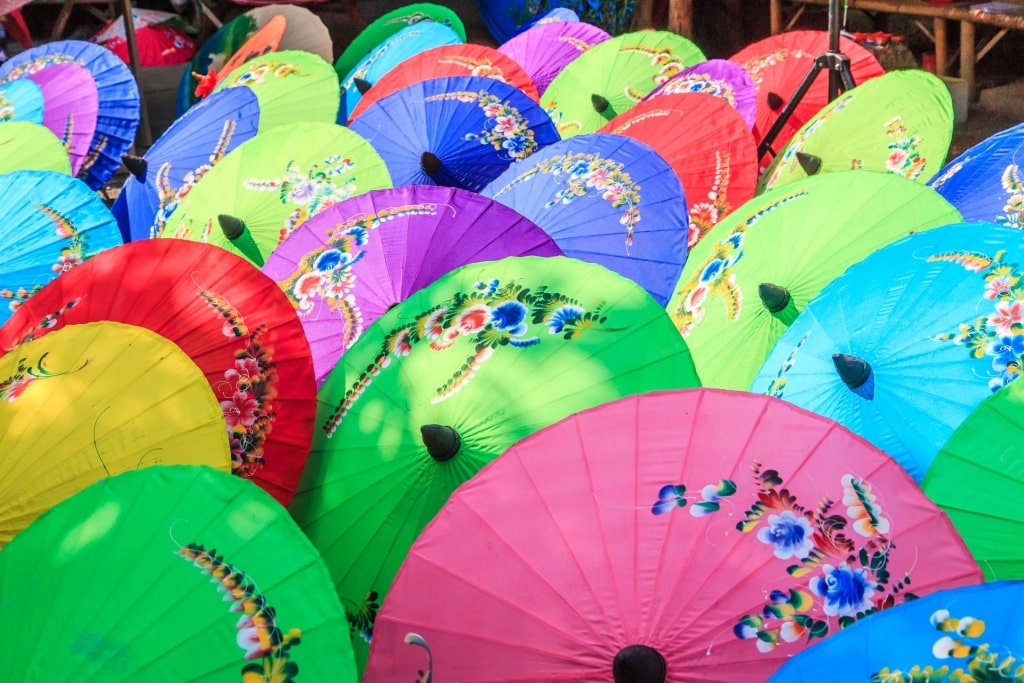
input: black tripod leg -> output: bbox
[757,62,826,160]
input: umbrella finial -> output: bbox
[832,353,875,400]
[353,77,373,95]
[591,94,616,120]
[757,282,800,326]
[121,154,147,183]
[420,151,443,177]
[767,91,785,111]
[420,424,461,462]
[217,214,265,267]
[613,645,666,683]
[795,151,823,176]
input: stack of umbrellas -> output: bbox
[5,2,1024,681]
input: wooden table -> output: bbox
[769,0,1024,98]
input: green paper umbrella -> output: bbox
[289,254,700,671]
[759,69,954,193]
[540,30,706,138]
[214,49,340,131]
[157,122,392,265]
[924,376,1024,580]
[0,121,71,175]
[334,3,466,79]
[0,465,357,681]
[665,169,962,390]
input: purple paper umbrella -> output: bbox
[25,63,99,176]
[498,20,611,96]
[262,184,564,384]
[643,58,757,131]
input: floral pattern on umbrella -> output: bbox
[422,89,541,162]
[733,463,915,655]
[219,58,309,89]
[0,350,85,402]
[619,44,691,101]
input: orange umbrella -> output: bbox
[195,14,286,98]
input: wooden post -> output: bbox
[667,0,693,37]
[633,0,655,29]
[934,16,947,75]
[120,0,153,148]
[771,0,783,34]
[960,19,976,100]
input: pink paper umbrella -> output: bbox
[261,184,563,384]
[365,389,982,682]
[26,63,99,176]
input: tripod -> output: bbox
[756,0,858,160]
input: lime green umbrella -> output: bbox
[157,122,392,265]
[0,121,71,175]
[665,169,962,390]
[540,30,706,138]
[289,254,700,671]
[759,69,954,193]
[214,49,340,131]
[0,464,357,681]
[334,3,466,79]
[924,376,1024,580]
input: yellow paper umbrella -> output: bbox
[0,320,231,547]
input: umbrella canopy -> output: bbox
[365,389,981,682]
[197,14,285,95]
[91,7,187,42]
[289,255,701,671]
[498,20,610,96]
[0,120,71,174]
[665,170,962,390]
[0,39,141,190]
[334,3,466,79]
[0,170,120,324]
[0,77,44,124]
[157,122,392,266]
[178,4,332,113]
[760,69,954,192]
[0,464,357,681]
[93,11,197,67]
[730,30,886,155]
[348,75,558,192]
[0,322,231,548]
[599,92,758,248]
[25,63,99,176]
[476,0,571,43]
[261,184,563,384]
[929,121,1024,227]
[642,58,757,131]
[338,21,462,123]
[768,582,1024,682]
[212,49,340,131]
[0,238,317,507]
[347,43,539,122]
[115,87,261,242]
[925,362,1024,579]
[540,30,706,138]
[481,132,689,306]
[751,221,1024,483]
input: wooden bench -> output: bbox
[769,0,1024,98]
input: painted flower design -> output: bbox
[809,562,877,617]
[988,299,1024,336]
[757,510,815,559]
[997,164,1024,228]
[222,390,260,428]
[243,156,361,237]
[424,89,541,162]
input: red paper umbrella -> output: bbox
[104,25,196,68]
[0,239,316,506]
[729,30,885,158]
[346,43,539,123]
[600,92,758,248]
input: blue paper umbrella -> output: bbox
[0,170,121,324]
[114,88,261,242]
[768,582,1024,683]
[349,75,559,192]
[752,221,1024,483]
[338,21,462,123]
[930,121,1024,227]
[482,132,689,306]
[0,39,140,190]
[0,79,44,125]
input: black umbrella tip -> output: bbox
[420,424,461,462]
[795,151,823,176]
[832,353,875,400]
[767,91,785,110]
[591,93,611,114]
[613,645,666,683]
[757,282,791,314]
[122,154,147,183]
[353,77,373,95]
[420,151,443,177]
[217,214,246,240]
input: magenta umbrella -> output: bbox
[25,63,99,176]
[497,20,611,95]
[261,184,563,384]
[643,59,757,131]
